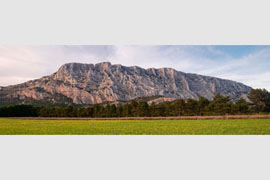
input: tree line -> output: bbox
[0,89,270,117]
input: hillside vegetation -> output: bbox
[0,89,269,117]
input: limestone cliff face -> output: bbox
[0,62,251,105]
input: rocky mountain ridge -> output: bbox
[0,62,251,105]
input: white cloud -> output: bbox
[0,45,115,85]
[192,47,270,90]
[0,46,47,85]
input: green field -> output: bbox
[1,118,270,135]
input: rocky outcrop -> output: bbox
[147,97,177,105]
[0,62,251,105]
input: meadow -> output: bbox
[1,118,270,135]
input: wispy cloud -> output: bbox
[0,45,269,90]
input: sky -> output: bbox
[0,45,270,90]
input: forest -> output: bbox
[0,89,269,117]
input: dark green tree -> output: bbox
[248,89,270,113]
[197,97,210,115]
[173,99,186,116]
[137,101,149,117]
[208,94,232,115]
[185,99,199,116]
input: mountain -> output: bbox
[0,62,251,105]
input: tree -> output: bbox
[137,101,149,117]
[231,98,250,114]
[108,104,117,117]
[208,94,232,115]
[130,100,139,116]
[248,89,270,113]
[64,106,77,117]
[197,97,210,115]
[173,99,186,116]
[122,104,132,117]
[116,104,123,117]
[185,99,198,116]
[0,105,39,117]
[153,103,166,116]
[77,107,92,117]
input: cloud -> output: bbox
[191,47,270,90]
[0,45,269,90]
[0,46,47,85]
[0,45,116,85]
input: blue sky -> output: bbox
[0,45,269,90]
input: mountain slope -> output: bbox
[0,62,251,105]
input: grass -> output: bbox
[1,118,270,135]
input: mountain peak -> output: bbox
[59,62,112,71]
[95,61,112,66]
[95,62,112,70]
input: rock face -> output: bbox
[147,97,177,105]
[0,62,251,105]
